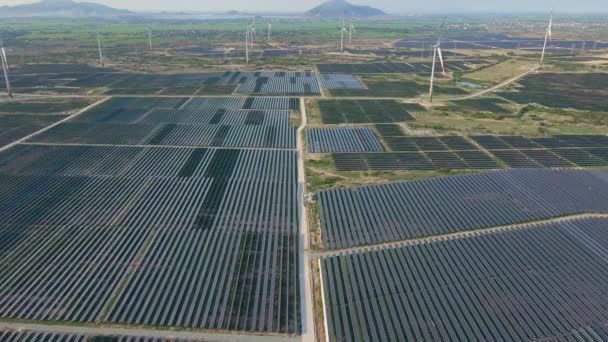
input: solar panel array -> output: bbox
[0,330,86,342]
[5,69,361,95]
[307,128,384,153]
[318,74,365,89]
[0,114,67,147]
[327,134,608,171]
[317,169,608,249]
[0,95,301,335]
[316,61,479,74]
[0,329,221,342]
[321,217,608,342]
[472,135,608,168]
[317,100,418,124]
[30,97,298,149]
[235,71,321,95]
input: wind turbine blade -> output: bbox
[437,47,446,75]
[540,12,553,65]
[1,47,12,97]
[429,48,437,102]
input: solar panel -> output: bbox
[520,149,574,168]
[383,137,419,151]
[426,151,468,169]
[499,135,542,148]
[412,137,448,151]
[470,135,511,150]
[457,151,502,169]
[553,148,608,166]
[439,136,477,150]
[490,150,543,168]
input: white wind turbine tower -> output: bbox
[348,16,356,44]
[245,28,250,65]
[540,12,553,66]
[249,17,256,50]
[1,40,12,98]
[340,17,348,53]
[147,26,153,49]
[96,31,105,67]
[267,18,272,42]
[428,20,447,103]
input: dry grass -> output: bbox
[465,58,538,84]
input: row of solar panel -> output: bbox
[0,329,216,341]
[308,129,608,153]
[320,217,608,342]
[6,70,364,93]
[332,151,501,171]
[317,168,608,249]
[331,148,608,171]
[0,146,301,333]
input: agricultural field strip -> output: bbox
[320,217,608,342]
[317,169,608,249]
[306,128,384,153]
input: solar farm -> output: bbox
[0,93,304,339]
[1,10,608,342]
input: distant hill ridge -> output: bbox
[306,0,385,17]
[0,0,130,17]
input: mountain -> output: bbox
[0,0,131,17]
[305,0,385,17]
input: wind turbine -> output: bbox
[540,12,553,65]
[249,17,256,50]
[245,28,250,65]
[267,18,272,42]
[348,16,356,44]
[0,41,12,98]
[147,26,153,49]
[428,19,447,103]
[340,17,348,53]
[96,31,105,67]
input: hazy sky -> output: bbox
[2,0,607,13]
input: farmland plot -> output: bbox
[317,169,608,249]
[321,217,608,342]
